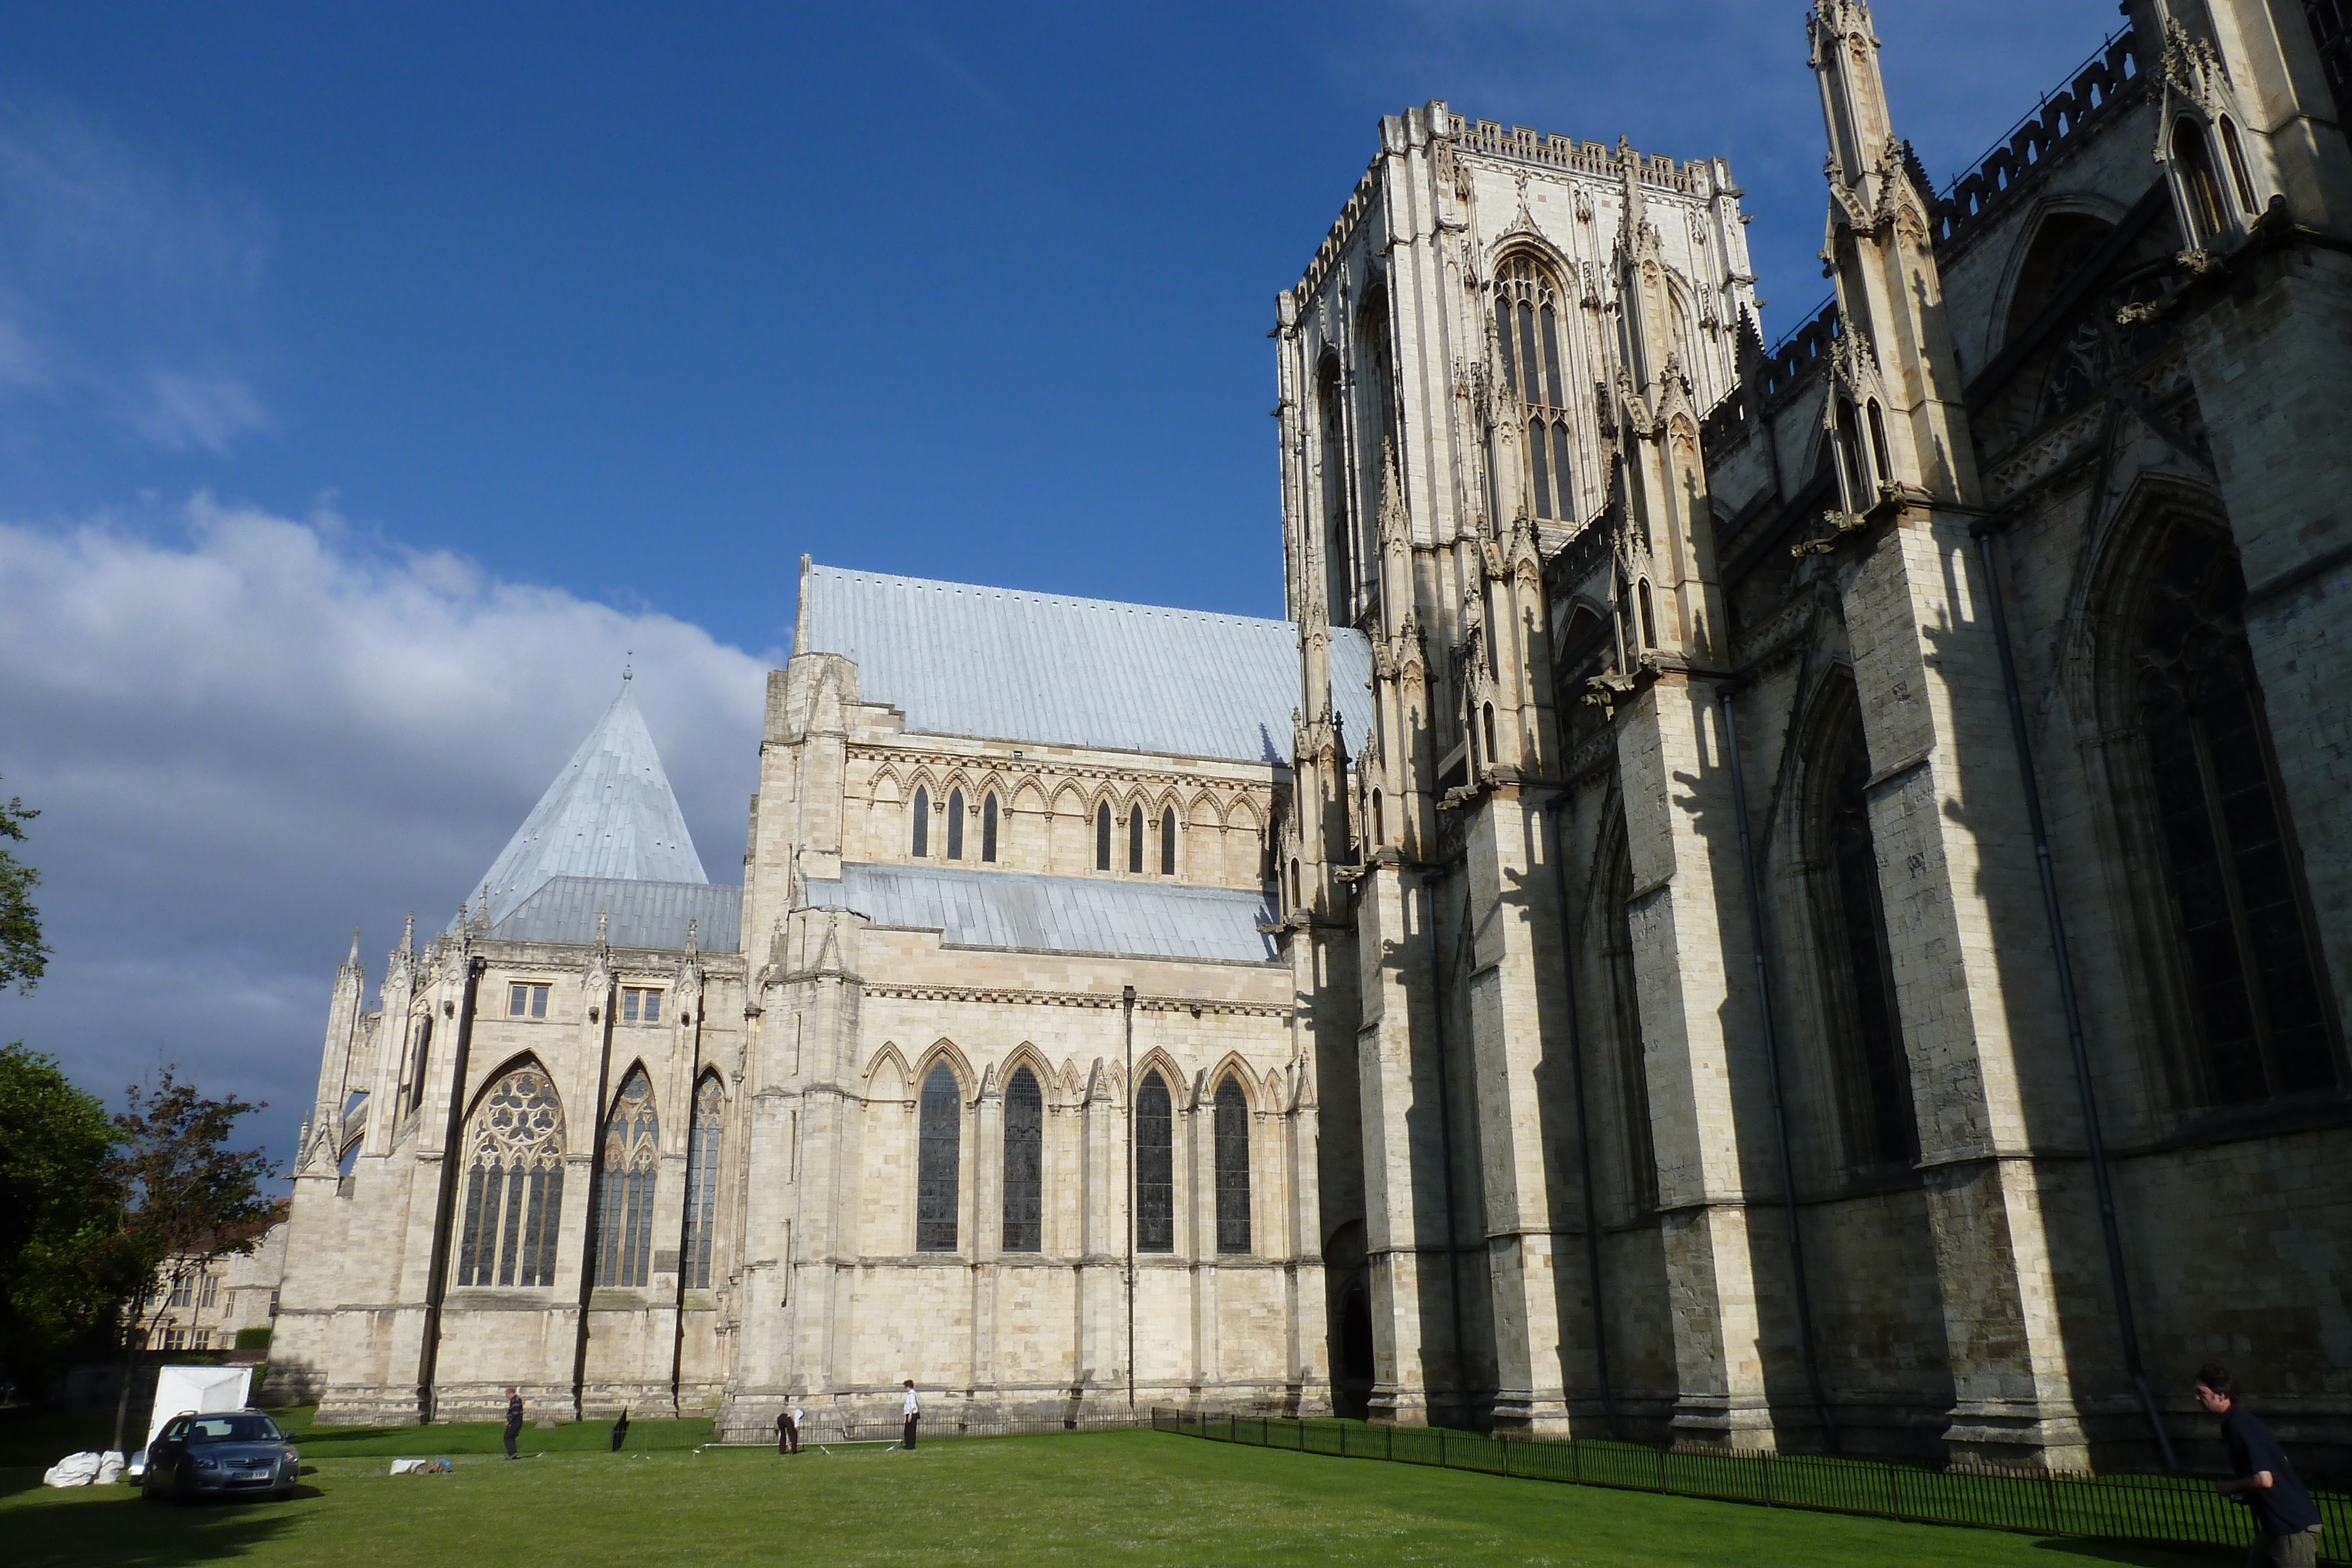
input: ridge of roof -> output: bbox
[472,680,709,928]
[799,562,1376,764]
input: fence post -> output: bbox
[1502,1434,1513,1478]
[1385,1423,1394,1461]
[2044,1470,2059,1536]
[1572,1437,1582,1485]
[1762,1451,1773,1507]
[1439,1430,1448,1469]
[1886,1460,1903,1522]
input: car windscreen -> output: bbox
[186,1415,283,1443]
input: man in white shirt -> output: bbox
[901,1380,920,1450]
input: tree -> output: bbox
[102,1067,275,1453]
[0,1045,125,1393]
[0,778,48,994]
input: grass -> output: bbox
[0,1426,2226,1567]
[0,1405,711,1465]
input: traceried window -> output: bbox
[1095,803,1112,871]
[455,1064,566,1288]
[916,1063,961,1252]
[594,1068,659,1288]
[1494,255,1578,522]
[947,788,966,860]
[911,785,931,858]
[981,794,999,863]
[1001,1065,1043,1253]
[2132,521,2338,1106]
[682,1074,723,1290]
[1213,1075,1250,1255]
[1128,805,1145,874]
[508,984,550,1019]
[1135,1071,1174,1253]
[620,987,662,1024]
[1809,685,1919,1172]
[2173,119,2229,246]
[1160,807,1177,876]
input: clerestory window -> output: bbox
[981,794,999,863]
[1095,803,1111,871]
[947,788,965,860]
[1494,255,1578,522]
[1160,807,1177,876]
[681,1074,723,1290]
[1128,805,1145,874]
[911,785,931,858]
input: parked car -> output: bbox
[141,1410,300,1502]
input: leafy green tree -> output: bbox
[102,1067,276,1452]
[0,1045,125,1393]
[0,778,48,994]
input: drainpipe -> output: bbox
[1542,793,1620,1440]
[1124,984,1136,1413]
[1717,691,1839,1454]
[1974,529,2178,1472]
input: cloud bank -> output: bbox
[0,500,772,1165]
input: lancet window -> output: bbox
[593,1068,659,1288]
[1095,803,1111,871]
[947,788,965,860]
[2173,119,2229,246]
[1493,255,1578,522]
[981,794,999,862]
[1135,1071,1174,1253]
[1128,805,1145,874]
[1160,807,1177,876]
[1001,1065,1043,1253]
[407,1017,432,1111]
[455,1064,566,1288]
[1318,353,1352,623]
[1213,1075,1250,1255]
[911,785,931,858]
[2132,520,2338,1105]
[916,1063,961,1252]
[681,1074,723,1290]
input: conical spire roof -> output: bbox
[473,677,708,929]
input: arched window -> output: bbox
[594,1068,659,1288]
[1482,703,1498,766]
[1835,397,1868,508]
[1319,353,1352,623]
[911,785,930,858]
[455,1064,566,1288]
[1160,807,1176,876]
[1002,1065,1043,1253]
[916,1063,961,1252]
[408,1017,432,1112]
[1289,858,1301,908]
[1809,685,1919,1171]
[1135,1071,1174,1253]
[946,788,965,860]
[2132,521,2337,1104]
[1095,803,1111,871]
[1214,1075,1251,1255]
[1128,805,1144,874]
[1638,580,1658,649]
[2217,117,2259,215]
[1494,255,1577,521]
[981,794,998,863]
[1371,789,1384,846]
[1866,400,1893,487]
[2174,118,2228,245]
[681,1074,723,1290]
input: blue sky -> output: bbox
[0,0,2121,1158]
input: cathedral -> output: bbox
[268,0,2352,1478]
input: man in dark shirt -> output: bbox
[503,1388,523,1461]
[2196,1365,2323,1567]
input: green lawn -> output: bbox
[0,1426,2226,1567]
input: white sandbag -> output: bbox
[387,1457,450,1475]
[42,1451,102,1487]
[97,1452,126,1485]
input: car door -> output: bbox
[148,1417,191,1487]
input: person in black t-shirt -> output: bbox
[503,1388,523,1460]
[2196,1365,2323,1567]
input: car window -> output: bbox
[161,1417,191,1442]
[186,1415,283,1443]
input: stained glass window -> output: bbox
[682,1075,724,1289]
[1214,1076,1250,1255]
[916,1064,961,1252]
[947,788,965,860]
[1095,804,1111,871]
[594,1068,659,1288]
[455,1064,566,1288]
[982,794,998,862]
[1001,1066,1043,1253]
[911,786,930,858]
[1128,805,1144,874]
[1160,808,1177,876]
[1135,1072,1174,1253]
[1494,256,1577,521]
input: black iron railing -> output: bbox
[1152,1407,2352,1562]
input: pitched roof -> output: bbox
[473,680,709,928]
[490,875,742,953]
[798,563,1376,764]
[803,862,1281,966]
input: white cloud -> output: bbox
[126,367,274,455]
[0,500,773,1163]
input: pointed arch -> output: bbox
[995,1042,1063,1108]
[911,1038,974,1102]
[681,1070,726,1290]
[863,1042,910,1104]
[1134,1062,1177,1255]
[1015,779,1051,814]
[1212,1070,1252,1255]
[1095,799,1113,871]
[915,1057,963,1253]
[594,1065,660,1288]
[1201,1052,1262,1114]
[910,783,931,858]
[453,1057,566,1289]
[980,790,999,862]
[1001,1059,1045,1253]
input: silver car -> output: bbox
[141,1409,301,1502]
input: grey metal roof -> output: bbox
[490,876,743,953]
[800,563,1376,764]
[473,679,709,928]
[803,862,1281,966]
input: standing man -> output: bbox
[2196,1366,2324,1566]
[502,1388,523,1462]
[901,1380,920,1450]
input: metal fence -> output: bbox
[1153,1407,2352,1562]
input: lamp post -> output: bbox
[1122,984,1136,1412]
